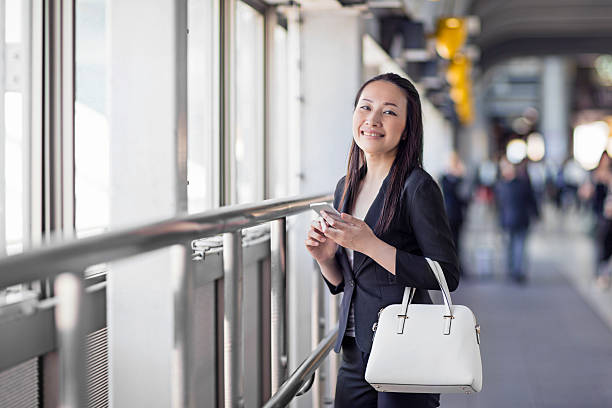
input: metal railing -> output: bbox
[263,328,338,408]
[0,193,333,407]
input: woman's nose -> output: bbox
[365,110,381,125]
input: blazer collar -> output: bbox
[350,167,393,275]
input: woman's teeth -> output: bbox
[362,131,383,137]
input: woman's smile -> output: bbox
[360,128,384,138]
[352,80,407,156]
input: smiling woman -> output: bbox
[353,81,407,158]
[305,73,460,408]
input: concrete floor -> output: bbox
[442,202,612,408]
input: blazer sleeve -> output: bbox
[394,175,460,292]
[321,176,346,295]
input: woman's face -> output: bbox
[352,80,408,158]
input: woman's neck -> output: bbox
[364,153,394,183]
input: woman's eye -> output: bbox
[360,105,371,110]
[384,110,397,116]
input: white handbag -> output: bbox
[365,258,483,394]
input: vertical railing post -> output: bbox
[270,218,287,394]
[54,272,86,408]
[311,265,322,408]
[223,231,244,407]
[327,295,339,402]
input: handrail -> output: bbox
[263,328,339,408]
[0,193,331,288]
[0,191,334,407]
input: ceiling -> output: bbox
[468,0,612,71]
[390,0,612,72]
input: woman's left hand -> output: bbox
[319,211,377,254]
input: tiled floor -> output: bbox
[442,203,612,408]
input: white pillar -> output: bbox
[287,7,363,408]
[541,57,571,167]
[458,80,489,167]
[107,0,189,407]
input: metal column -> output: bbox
[220,0,236,206]
[175,0,188,214]
[44,0,75,241]
[54,272,86,408]
[224,231,244,407]
[270,218,287,393]
[542,56,570,168]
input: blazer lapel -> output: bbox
[352,170,392,276]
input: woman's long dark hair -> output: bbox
[339,73,423,235]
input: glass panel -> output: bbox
[235,1,264,204]
[5,92,23,255]
[5,0,21,42]
[4,0,23,255]
[268,24,289,199]
[74,0,110,238]
[188,0,220,213]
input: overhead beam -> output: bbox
[480,36,612,72]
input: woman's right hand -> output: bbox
[305,215,338,264]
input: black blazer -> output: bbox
[323,167,460,353]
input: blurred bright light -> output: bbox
[574,121,610,170]
[506,139,527,164]
[527,132,545,161]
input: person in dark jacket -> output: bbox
[305,73,459,408]
[589,153,612,288]
[494,158,539,284]
[441,152,469,263]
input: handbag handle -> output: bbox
[397,258,455,335]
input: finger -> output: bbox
[340,212,354,222]
[339,212,359,226]
[320,212,347,229]
[305,239,319,247]
[319,211,340,227]
[308,229,326,242]
[319,218,328,233]
[323,226,341,241]
[310,220,326,234]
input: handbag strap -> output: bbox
[396,258,455,335]
[397,287,416,333]
[425,258,454,314]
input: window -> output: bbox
[234,1,265,204]
[188,0,220,213]
[75,0,109,237]
[3,0,24,255]
[268,24,290,199]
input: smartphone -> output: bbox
[310,202,342,219]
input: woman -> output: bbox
[305,73,460,407]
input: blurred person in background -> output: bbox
[595,196,612,289]
[589,153,612,289]
[441,152,469,274]
[527,160,548,207]
[475,158,498,205]
[558,157,589,211]
[495,157,540,284]
[590,153,611,218]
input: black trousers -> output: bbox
[335,337,440,408]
